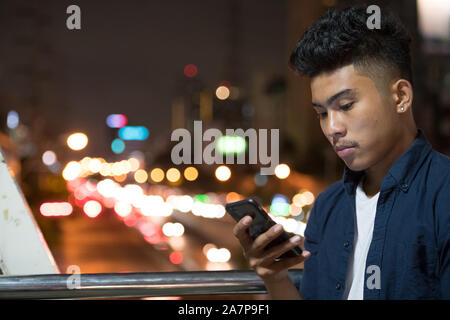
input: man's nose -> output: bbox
[326,110,346,140]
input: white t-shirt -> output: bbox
[342,181,380,300]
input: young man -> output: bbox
[233,6,450,299]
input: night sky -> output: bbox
[0,0,288,157]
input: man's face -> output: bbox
[310,64,399,171]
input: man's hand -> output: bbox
[233,215,311,283]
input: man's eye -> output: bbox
[316,112,327,119]
[340,102,354,111]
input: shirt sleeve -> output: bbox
[299,193,323,299]
[436,178,450,299]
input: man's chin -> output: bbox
[343,159,369,172]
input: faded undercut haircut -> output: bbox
[289,5,413,90]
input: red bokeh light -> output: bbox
[169,251,183,264]
[183,64,198,78]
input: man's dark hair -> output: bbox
[289,6,413,86]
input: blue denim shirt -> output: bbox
[300,130,450,299]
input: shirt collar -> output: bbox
[343,129,432,195]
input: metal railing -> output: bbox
[0,270,303,299]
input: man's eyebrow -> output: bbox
[312,88,356,107]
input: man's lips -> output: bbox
[334,145,356,157]
[334,145,354,152]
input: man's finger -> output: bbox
[259,235,304,265]
[250,224,284,254]
[272,251,311,272]
[232,216,253,250]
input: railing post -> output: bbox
[0,147,59,275]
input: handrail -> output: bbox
[0,269,303,299]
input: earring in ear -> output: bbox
[400,106,405,112]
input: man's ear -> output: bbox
[391,79,413,113]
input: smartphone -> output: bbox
[226,198,302,259]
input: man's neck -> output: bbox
[362,129,417,198]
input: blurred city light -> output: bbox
[215,85,230,100]
[169,251,183,265]
[183,166,198,181]
[217,136,246,154]
[83,200,102,218]
[254,173,268,187]
[128,157,140,171]
[215,165,231,181]
[134,169,148,183]
[67,132,88,151]
[106,114,128,128]
[192,202,225,218]
[270,194,290,216]
[118,126,149,141]
[96,179,118,198]
[114,174,127,182]
[206,247,231,263]
[88,158,102,173]
[193,194,210,203]
[202,243,216,256]
[168,237,186,250]
[40,202,73,217]
[417,0,450,41]
[114,201,132,218]
[166,168,181,183]
[7,110,19,129]
[42,150,57,166]
[62,161,82,181]
[162,222,185,237]
[289,204,303,218]
[292,190,315,207]
[183,64,198,78]
[150,168,165,183]
[111,138,125,154]
[274,163,290,179]
[167,195,194,213]
[225,192,242,203]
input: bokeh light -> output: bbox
[67,132,88,151]
[62,161,82,181]
[40,202,73,217]
[134,169,148,184]
[150,168,165,183]
[274,163,290,179]
[106,114,128,128]
[183,166,198,181]
[217,136,247,154]
[118,126,149,141]
[169,251,183,264]
[215,86,230,100]
[166,168,181,183]
[83,200,102,218]
[111,138,125,154]
[215,165,231,182]
[42,150,57,166]
[114,201,132,218]
[7,110,19,129]
[183,64,198,78]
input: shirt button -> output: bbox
[336,283,342,290]
[400,183,409,192]
[344,241,350,248]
